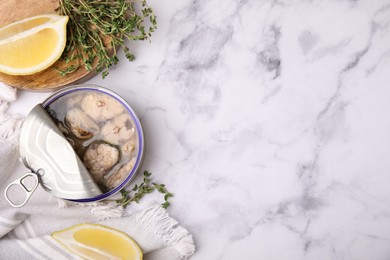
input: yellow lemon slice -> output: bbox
[51,223,143,260]
[0,14,68,75]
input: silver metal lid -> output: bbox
[8,104,103,205]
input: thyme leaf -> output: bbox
[117,171,173,209]
[56,0,157,78]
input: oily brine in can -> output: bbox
[44,87,142,195]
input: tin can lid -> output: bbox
[19,104,103,200]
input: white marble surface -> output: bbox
[8,0,390,259]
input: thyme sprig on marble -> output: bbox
[117,171,174,209]
[57,0,157,78]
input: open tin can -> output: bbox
[4,84,144,207]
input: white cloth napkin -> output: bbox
[0,84,195,259]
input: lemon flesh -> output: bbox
[0,17,50,40]
[52,223,143,260]
[0,14,68,75]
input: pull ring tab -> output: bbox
[4,172,39,208]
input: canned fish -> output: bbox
[5,84,144,206]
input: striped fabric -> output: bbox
[7,219,75,260]
[0,204,195,260]
[0,85,195,259]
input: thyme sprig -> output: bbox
[57,0,157,78]
[117,171,173,209]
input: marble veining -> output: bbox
[9,0,390,259]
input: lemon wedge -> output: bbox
[0,14,68,75]
[51,223,143,260]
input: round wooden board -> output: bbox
[0,0,98,91]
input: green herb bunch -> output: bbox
[117,171,173,209]
[57,0,157,78]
